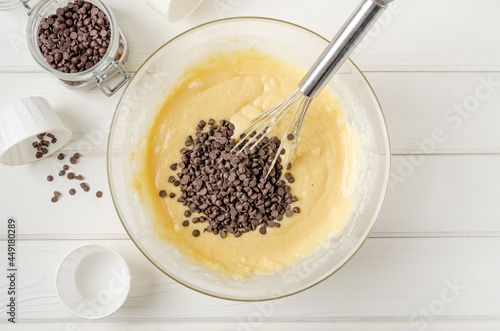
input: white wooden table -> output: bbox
[1,0,500,330]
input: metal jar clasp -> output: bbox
[94,61,131,97]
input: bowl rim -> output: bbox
[107,16,392,302]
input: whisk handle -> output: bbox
[299,0,391,98]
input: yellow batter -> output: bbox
[132,48,358,278]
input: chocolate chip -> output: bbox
[47,175,54,182]
[182,220,189,227]
[67,172,75,179]
[73,153,80,159]
[36,152,43,159]
[57,153,64,160]
[63,165,69,170]
[285,210,293,217]
[293,207,300,213]
[59,170,66,176]
[51,196,58,203]
[287,133,294,141]
[96,191,103,198]
[159,190,167,197]
[192,229,200,237]
[169,192,175,198]
[259,226,267,235]
[69,157,77,164]
[69,188,76,195]
[168,119,300,238]
[37,1,111,73]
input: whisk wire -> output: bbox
[231,90,301,154]
[283,97,311,170]
[266,93,311,176]
[231,87,313,178]
[246,91,304,153]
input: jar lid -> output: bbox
[0,0,21,11]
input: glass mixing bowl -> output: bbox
[108,17,391,301]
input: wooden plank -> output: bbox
[1,0,500,72]
[0,152,125,238]
[3,321,500,331]
[367,72,500,154]
[378,154,500,236]
[1,152,499,238]
[2,72,500,155]
[0,238,499,322]
[0,154,499,238]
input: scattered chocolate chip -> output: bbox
[36,152,43,159]
[74,175,84,180]
[47,175,54,182]
[51,196,58,203]
[170,163,177,171]
[96,191,103,198]
[192,229,200,237]
[259,226,267,235]
[69,157,77,164]
[293,207,300,213]
[169,192,175,198]
[285,210,293,217]
[59,170,66,176]
[69,188,76,195]
[159,190,167,197]
[182,220,189,227]
[184,210,191,217]
[67,172,75,179]
[73,153,80,159]
[63,165,69,170]
[57,153,65,160]
[287,133,294,141]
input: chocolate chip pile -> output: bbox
[32,132,57,159]
[47,152,103,202]
[37,0,111,73]
[163,119,299,238]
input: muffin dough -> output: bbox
[133,48,358,278]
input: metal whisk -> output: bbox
[233,0,393,175]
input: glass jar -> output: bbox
[23,0,130,96]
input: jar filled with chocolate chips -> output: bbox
[23,0,130,96]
